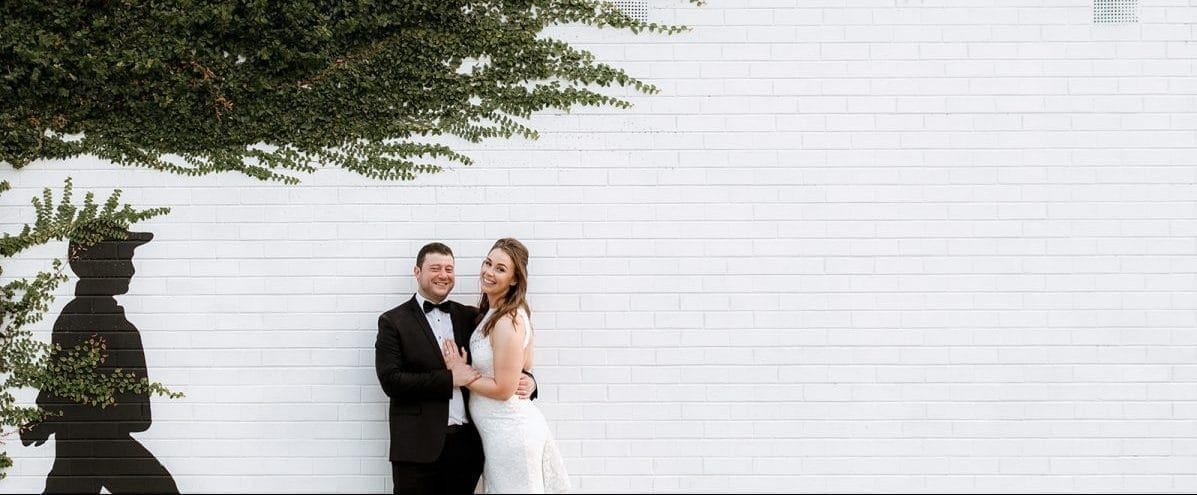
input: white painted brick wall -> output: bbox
[4,0,1197,492]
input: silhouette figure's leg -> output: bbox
[44,472,102,495]
[96,436,179,494]
[43,441,103,494]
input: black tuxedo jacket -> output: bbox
[375,296,479,463]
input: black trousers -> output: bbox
[391,425,484,495]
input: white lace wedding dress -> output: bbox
[469,308,570,493]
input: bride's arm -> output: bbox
[466,313,526,401]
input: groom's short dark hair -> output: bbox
[416,242,454,268]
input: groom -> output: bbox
[375,242,536,494]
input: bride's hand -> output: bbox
[441,338,468,367]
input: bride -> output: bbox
[441,238,570,493]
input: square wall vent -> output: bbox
[1093,0,1138,23]
[611,0,651,22]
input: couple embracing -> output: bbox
[375,239,570,494]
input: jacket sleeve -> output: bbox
[522,369,540,401]
[375,314,453,400]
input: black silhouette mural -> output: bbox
[20,232,178,494]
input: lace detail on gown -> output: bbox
[469,309,570,493]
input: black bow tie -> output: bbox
[423,300,452,313]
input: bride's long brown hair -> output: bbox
[476,238,531,337]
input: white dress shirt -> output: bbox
[415,292,468,426]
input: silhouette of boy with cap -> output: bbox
[22,231,178,494]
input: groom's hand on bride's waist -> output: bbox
[516,372,536,400]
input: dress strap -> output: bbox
[517,310,532,349]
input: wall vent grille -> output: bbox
[611,0,650,22]
[1094,0,1138,23]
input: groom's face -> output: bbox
[415,253,455,303]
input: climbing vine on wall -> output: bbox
[2,0,700,183]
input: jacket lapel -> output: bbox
[452,305,474,354]
[406,296,441,356]
[449,303,475,409]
